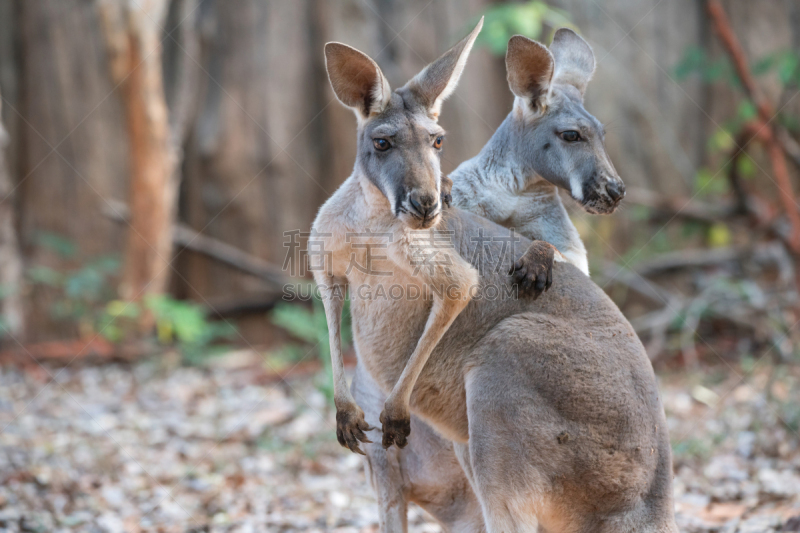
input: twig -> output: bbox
[632,242,789,278]
[598,260,680,306]
[634,246,743,277]
[624,188,735,224]
[707,0,800,254]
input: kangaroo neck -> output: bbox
[450,113,558,199]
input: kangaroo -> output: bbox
[312,20,677,533]
[450,30,625,276]
[352,30,628,531]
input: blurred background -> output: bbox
[1,0,800,531]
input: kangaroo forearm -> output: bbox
[387,297,466,408]
[319,280,350,407]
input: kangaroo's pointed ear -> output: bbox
[550,28,595,97]
[403,17,483,118]
[325,42,391,120]
[506,35,554,112]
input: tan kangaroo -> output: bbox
[312,21,678,533]
[352,30,633,532]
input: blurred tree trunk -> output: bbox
[99,0,176,310]
[15,0,129,341]
[0,91,24,340]
[176,0,335,341]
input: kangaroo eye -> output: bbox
[373,138,390,151]
[433,136,444,150]
[561,130,581,142]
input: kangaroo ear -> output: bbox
[403,17,483,118]
[550,28,595,97]
[506,35,554,110]
[325,42,391,119]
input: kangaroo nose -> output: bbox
[605,180,625,202]
[409,193,439,218]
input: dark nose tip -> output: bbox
[409,193,439,218]
[605,180,625,202]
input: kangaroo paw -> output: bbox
[508,240,555,299]
[336,406,374,455]
[440,174,453,208]
[380,409,411,449]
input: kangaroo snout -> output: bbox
[408,191,440,220]
[579,173,625,215]
[605,178,625,202]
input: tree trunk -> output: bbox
[16,0,129,341]
[0,90,24,340]
[99,0,176,307]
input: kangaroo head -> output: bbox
[505,29,624,214]
[325,20,483,229]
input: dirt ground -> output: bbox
[1,351,799,532]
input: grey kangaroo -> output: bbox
[312,20,677,533]
[352,29,629,531]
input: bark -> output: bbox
[0,90,24,339]
[16,0,129,341]
[99,0,176,305]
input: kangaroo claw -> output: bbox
[509,240,556,299]
[336,406,373,455]
[380,409,411,449]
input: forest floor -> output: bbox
[1,350,800,532]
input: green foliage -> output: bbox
[144,295,237,363]
[270,294,352,401]
[33,231,77,258]
[674,45,739,85]
[26,254,121,336]
[26,232,236,362]
[474,1,574,56]
[676,46,800,89]
[706,222,732,248]
[693,167,729,198]
[753,50,800,86]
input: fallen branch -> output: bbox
[172,225,292,290]
[103,199,292,291]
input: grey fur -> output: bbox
[314,25,676,533]
[452,31,624,276]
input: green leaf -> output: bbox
[674,46,706,80]
[708,127,735,153]
[707,223,732,248]
[752,53,779,76]
[736,155,757,179]
[145,294,234,348]
[271,303,321,343]
[777,52,800,85]
[33,231,76,258]
[105,299,141,319]
[694,167,729,197]
[474,1,575,56]
[27,266,64,287]
[736,101,757,122]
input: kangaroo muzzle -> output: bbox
[405,190,441,228]
[582,173,625,215]
[605,178,625,203]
